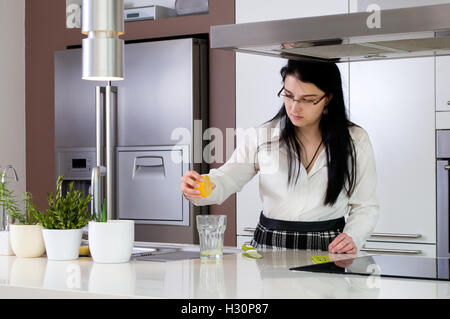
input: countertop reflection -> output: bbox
[0,245,449,299]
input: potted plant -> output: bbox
[88,198,134,264]
[8,192,46,258]
[34,176,93,261]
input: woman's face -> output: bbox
[282,74,330,129]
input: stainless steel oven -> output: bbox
[437,130,450,258]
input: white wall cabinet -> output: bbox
[236,0,348,24]
[436,111,450,129]
[350,0,450,12]
[349,57,436,244]
[436,56,450,111]
[235,53,285,237]
[235,0,349,238]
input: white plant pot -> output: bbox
[42,228,83,261]
[88,220,134,264]
[0,231,14,256]
[10,225,46,258]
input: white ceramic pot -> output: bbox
[88,220,134,264]
[42,228,83,261]
[10,224,46,258]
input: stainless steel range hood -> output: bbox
[210,3,450,62]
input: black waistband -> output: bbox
[259,211,345,232]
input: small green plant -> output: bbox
[0,180,20,224]
[8,192,40,225]
[95,198,107,222]
[0,181,41,225]
[34,175,93,229]
[0,181,19,214]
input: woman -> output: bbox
[181,60,379,254]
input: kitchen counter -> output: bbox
[0,242,449,299]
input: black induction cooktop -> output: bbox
[290,255,450,281]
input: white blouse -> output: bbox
[189,119,380,250]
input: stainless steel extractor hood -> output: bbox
[210,3,450,62]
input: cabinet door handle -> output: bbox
[244,230,423,238]
[370,233,422,239]
[445,165,450,171]
[361,247,421,254]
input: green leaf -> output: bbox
[94,198,107,223]
[0,180,23,224]
[35,175,93,229]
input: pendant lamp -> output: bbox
[82,0,124,81]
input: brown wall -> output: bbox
[25,0,237,245]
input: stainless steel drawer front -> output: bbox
[117,147,188,225]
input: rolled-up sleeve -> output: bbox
[343,132,380,250]
[188,128,260,206]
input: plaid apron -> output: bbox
[250,211,345,251]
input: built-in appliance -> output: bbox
[210,3,450,63]
[55,147,96,198]
[437,130,450,258]
[175,0,209,16]
[54,37,209,244]
[290,255,450,282]
[124,5,176,22]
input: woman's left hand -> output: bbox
[328,233,357,254]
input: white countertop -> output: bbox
[1,242,449,299]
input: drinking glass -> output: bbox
[196,215,227,259]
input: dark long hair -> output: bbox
[260,60,357,207]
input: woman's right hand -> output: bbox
[181,170,216,199]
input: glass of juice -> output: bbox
[196,215,227,259]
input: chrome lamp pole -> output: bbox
[82,0,124,220]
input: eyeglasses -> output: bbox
[277,87,327,106]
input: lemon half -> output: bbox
[196,175,211,197]
[242,250,263,259]
[241,244,256,252]
[241,244,262,259]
